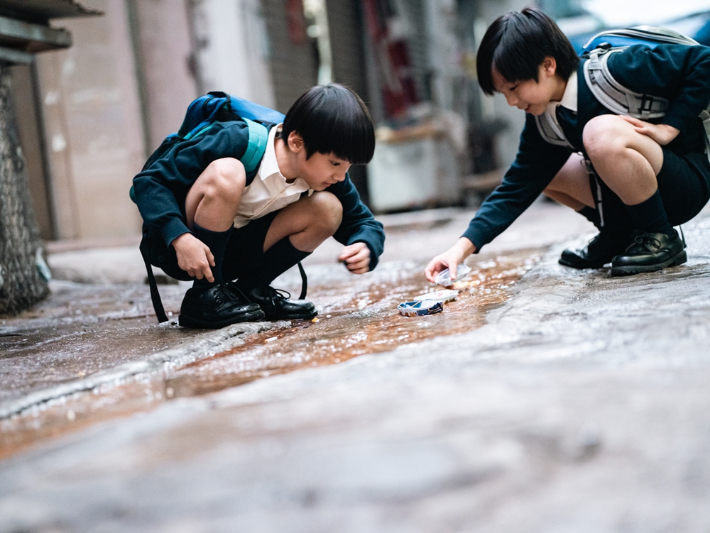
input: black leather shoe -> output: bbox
[610,230,687,276]
[245,286,317,320]
[559,232,631,269]
[178,284,265,329]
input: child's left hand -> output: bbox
[338,243,370,274]
[620,116,680,146]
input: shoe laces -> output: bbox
[225,282,249,304]
[632,231,662,249]
[211,283,250,309]
[205,285,226,308]
[259,286,291,311]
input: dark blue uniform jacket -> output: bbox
[463,43,710,252]
[132,120,385,270]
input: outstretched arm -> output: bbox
[338,242,371,274]
[329,175,385,271]
[424,237,475,283]
[423,114,569,282]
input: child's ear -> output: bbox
[287,131,304,153]
[542,56,558,77]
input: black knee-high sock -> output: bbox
[191,223,232,289]
[578,206,600,228]
[625,189,674,235]
[236,237,311,294]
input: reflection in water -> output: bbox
[0,252,539,458]
[168,253,539,397]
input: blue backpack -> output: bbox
[130,91,285,203]
[535,26,710,156]
[133,92,305,324]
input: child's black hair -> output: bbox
[477,7,579,95]
[281,84,375,165]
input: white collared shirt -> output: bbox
[233,124,313,229]
[558,71,578,112]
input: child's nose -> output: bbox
[506,93,518,106]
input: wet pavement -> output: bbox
[0,250,539,459]
[0,200,584,414]
[5,201,710,532]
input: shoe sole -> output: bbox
[264,309,318,321]
[610,250,687,277]
[558,257,609,270]
[178,309,266,329]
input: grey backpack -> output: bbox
[536,25,710,159]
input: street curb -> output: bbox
[0,321,273,420]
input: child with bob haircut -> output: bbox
[425,7,710,282]
[133,84,384,328]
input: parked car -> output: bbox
[566,10,710,52]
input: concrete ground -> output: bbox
[2,200,710,532]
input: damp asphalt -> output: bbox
[2,199,710,532]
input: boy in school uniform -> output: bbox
[425,8,710,282]
[133,84,384,328]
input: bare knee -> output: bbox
[198,158,246,203]
[307,191,343,235]
[583,115,629,163]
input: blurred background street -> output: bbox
[2,0,710,531]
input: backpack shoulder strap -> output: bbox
[583,47,669,119]
[535,103,575,150]
[139,117,270,323]
[241,118,269,175]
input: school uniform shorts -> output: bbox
[147,211,279,282]
[591,147,710,234]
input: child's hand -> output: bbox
[172,233,215,282]
[425,238,476,283]
[620,116,680,146]
[338,243,370,274]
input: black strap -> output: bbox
[139,237,169,323]
[297,261,307,300]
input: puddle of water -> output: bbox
[0,251,539,459]
[167,252,539,397]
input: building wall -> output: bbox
[130,0,198,152]
[325,0,370,203]
[188,0,275,108]
[35,0,146,240]
[9,64,54,241]
[326,0,367,100]
[21,0,202,241]
[261,0,317,113]
[10,0,378,241]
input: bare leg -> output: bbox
[583,115,663,205]
[551,154,628,269]
[234,192,343,320]
[582,115,685,274]
[263,191,343,252]
[177,159,261,329]
[185,158,246,231]
[179,158,246,285]
[543,152,595,210]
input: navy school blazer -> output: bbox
[132,119,385,270]
[462,43,710,252]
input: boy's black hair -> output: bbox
[281,84,375,165]
[477,7,579,95]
